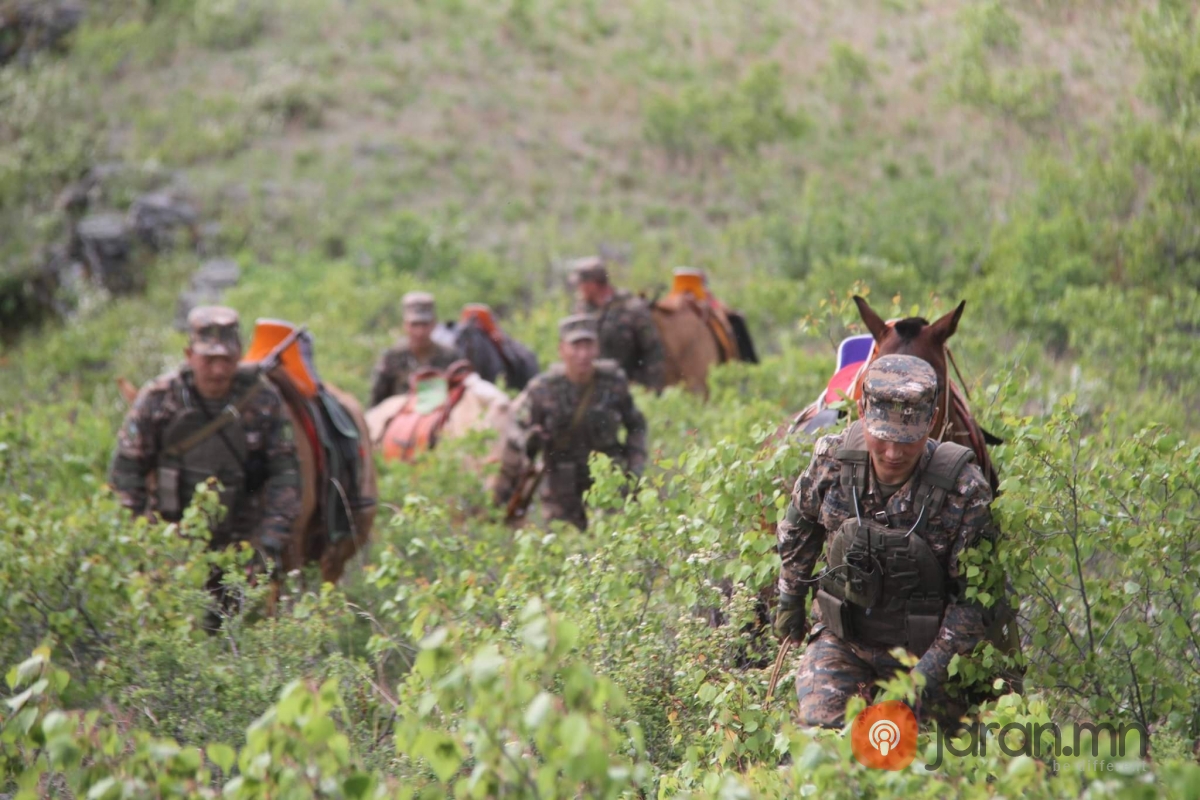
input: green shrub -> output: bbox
[944,1,1064,130]
[643,61,809,164]
[193,0,269,50]
[249,62,331,129]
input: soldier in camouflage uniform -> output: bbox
[369,291,462,408]
[571,257,665,393]
[108,307,301,621]
[774,354,1007,727]
[495,315,648,530]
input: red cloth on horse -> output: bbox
[824,361,865,404]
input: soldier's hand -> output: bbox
[773,592,808,643]
[525,425,546,459]
[255,536,286,578]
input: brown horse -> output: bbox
[780,296,999,493]
[651,294,728,398]
[851,295,1000,493]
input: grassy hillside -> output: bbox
[2,0,1200,797]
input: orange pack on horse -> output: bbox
[367,360,512,464]
[650,268,758,398]
[116,319,378,587]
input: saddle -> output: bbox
[243,319,370,545]
[658,273,757,363]
[371,360,476,462]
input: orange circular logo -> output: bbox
[850,700,918,770]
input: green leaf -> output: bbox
[560,713,590,757]
[416,732,463,782]
[343,773,374,799]
[5,688,33,714]
[207,742,236,774]
[524,691,555,729]
[470,645,505,684]
[86,776,119,800]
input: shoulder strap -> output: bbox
[912,441,975,530]
[835,420,870,495]
[163,378,266,458]
[551,379,597,452]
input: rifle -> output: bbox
[504,460,545,523]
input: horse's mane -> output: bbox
[891,317,930,340]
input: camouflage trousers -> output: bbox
[794,627,968,728]
[540,495,588,531]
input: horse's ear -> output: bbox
[853,295,889,342]
[928,300,966,344]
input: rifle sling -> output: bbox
[553,378,596,453]
[164,379,266,459]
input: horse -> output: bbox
[117,321,378,588]
[785,296,999,492]
[650,269,757,398]
[366,360,513,465]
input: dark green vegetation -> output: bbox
[2,0,1200,796]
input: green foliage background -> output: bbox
[2,0,1200,797]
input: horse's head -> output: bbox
[852,294,963,384]
[852,294,965,440]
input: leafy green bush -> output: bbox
[945,1,1064,130]
[994,400,1200,739]
[193,0,269,50]
[643,62,809,164]
[249,62,331,130]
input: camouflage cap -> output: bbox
[861,354,938,443]
[558,314,599,343]
[187,305,241,357]
[402,291,437,323]
[569,256,608,285]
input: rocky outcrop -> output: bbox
[0,0,83,67]
[175,258,241,330]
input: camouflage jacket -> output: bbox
[496,361,648,513]
[776,429,1002,687]
[369,338,462,408]
[574,289,665,392]
[108,366,301,552]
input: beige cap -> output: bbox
[569,256,608,285]
[558,314,599,343]
[187,305,241,357]
[402,291,436,323]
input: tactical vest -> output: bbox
[816,421,976,655]
[156,371,266,538]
